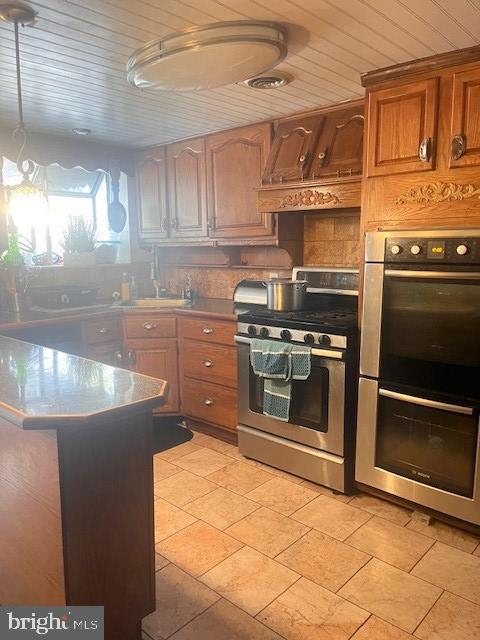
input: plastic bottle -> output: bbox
[121,272,130,301]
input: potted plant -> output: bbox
[60,216,96,266]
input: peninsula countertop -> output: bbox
[0,335,167,429]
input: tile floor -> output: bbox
[143,431,480,640]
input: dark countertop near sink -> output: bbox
[0,335,166,429]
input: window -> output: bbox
[2,160,130,264]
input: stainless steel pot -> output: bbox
[264,278,308,311]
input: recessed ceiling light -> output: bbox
[240,71,293,89]
[72,127,91,136]
[127,20,288,92]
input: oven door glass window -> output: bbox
[380,273,480,397]
[375,391,478,498]
[249,362,329,432]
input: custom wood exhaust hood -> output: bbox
[256,99,364,213]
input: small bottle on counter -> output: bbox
[130,275,138,300]
[121,272,130,301]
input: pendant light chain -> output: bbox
[12,17,28,174]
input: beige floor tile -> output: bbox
[195,434,235,454]
[277,529,371,592]
[346,516,434,571]
[207,462,273,495]
[156,440,202,462]
[153,457,181,481]
[154,498,196,542]
[301,480,353,503]
[475,544,480,557]
[406,518,480,553]
[415,591,480,640]
[349,494,412,526]
[351,616,415,639]
[225,507,310,557]
[224,446,249,461]
[257,577,369,640]
[200,546,299,615]
[412,542,480,604]
[246,477,317,516]
[292,495,372,541]
[169,599,283,640]
[142,564,220,639]
[154,470,216,506]
[338,558,442,633]
[155,553,169,572]
[156,520,243,577]
[175,447,233,477]
[184,488,259,530]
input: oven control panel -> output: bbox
[386,237,480,263]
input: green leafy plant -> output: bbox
[60,216,95,253]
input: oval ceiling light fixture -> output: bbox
[72,127,91,136]
[127,21,288,91]
[240,71,293,90]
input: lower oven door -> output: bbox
[356,377,480,525]
[236,337,345,456]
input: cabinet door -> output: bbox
[135,147,168,238]
[87,343,124,368]
[449,66,480,168]
[366,79,438,177]
[128,339,179,413]
[310,105,364,180]
[167,138,208,238]
[206,123,273,238]
[263,115,324,183]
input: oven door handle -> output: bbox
[378,388,474,415]
[385,269,480,280]
[234,335,344,359]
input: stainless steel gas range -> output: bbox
[234,267,359,493]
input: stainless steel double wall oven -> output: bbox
[357,229,480,525]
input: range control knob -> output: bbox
[259,327,269,338]
[247,325,257,336]
[390,244,402,255]
[304,333,315,345]
[319,334,331,346]
[280,329,292,341]
[410,244,422,255]
[456,244,468,256]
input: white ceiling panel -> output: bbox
[0,0,478,148]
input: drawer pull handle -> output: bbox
[99,327,109,334]
[202,327,214,334]
[143,322,157,331]
[203,359,213,368]
[451,133,465,161]
[204,398,214,406]
[418,137,431,162]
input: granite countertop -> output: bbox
[175,298,237,320]
[0,336,167,429]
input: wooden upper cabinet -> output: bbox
[310,105,364,180]
[135,147,168,238]
[262,115,324,183]
[366,79,439,177]
[206,123,273,239]
[167,138,208,238]
[449,66,480,169]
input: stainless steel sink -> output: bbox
[116,297,189,309]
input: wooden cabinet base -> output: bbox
[0,412,155,640]
[182,417,238,446]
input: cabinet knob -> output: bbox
[299,151,309,165]
[204,398,214,406]
[143,322,157,331]
[418,137,432,162]
[170,217,179,230]
[451,133,465,161]
[202,326,214,334]
[114,350,123,362]
[99,327,109,334]
[318,148,327,166]
[128,350,136,365]
[203,359,213,368]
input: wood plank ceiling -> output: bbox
[0,0,479,148]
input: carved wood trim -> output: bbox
[395,182,480,205]
[265,189,340,210]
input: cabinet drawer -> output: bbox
[183,378,237,430]
[124,315,176,339]
[85,317,121,345]
[181,339,237,388]
[179,317,235,346]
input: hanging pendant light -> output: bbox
[0,3,47,208]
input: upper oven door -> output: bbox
[361,265,480,398]
[236,337,345,456]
